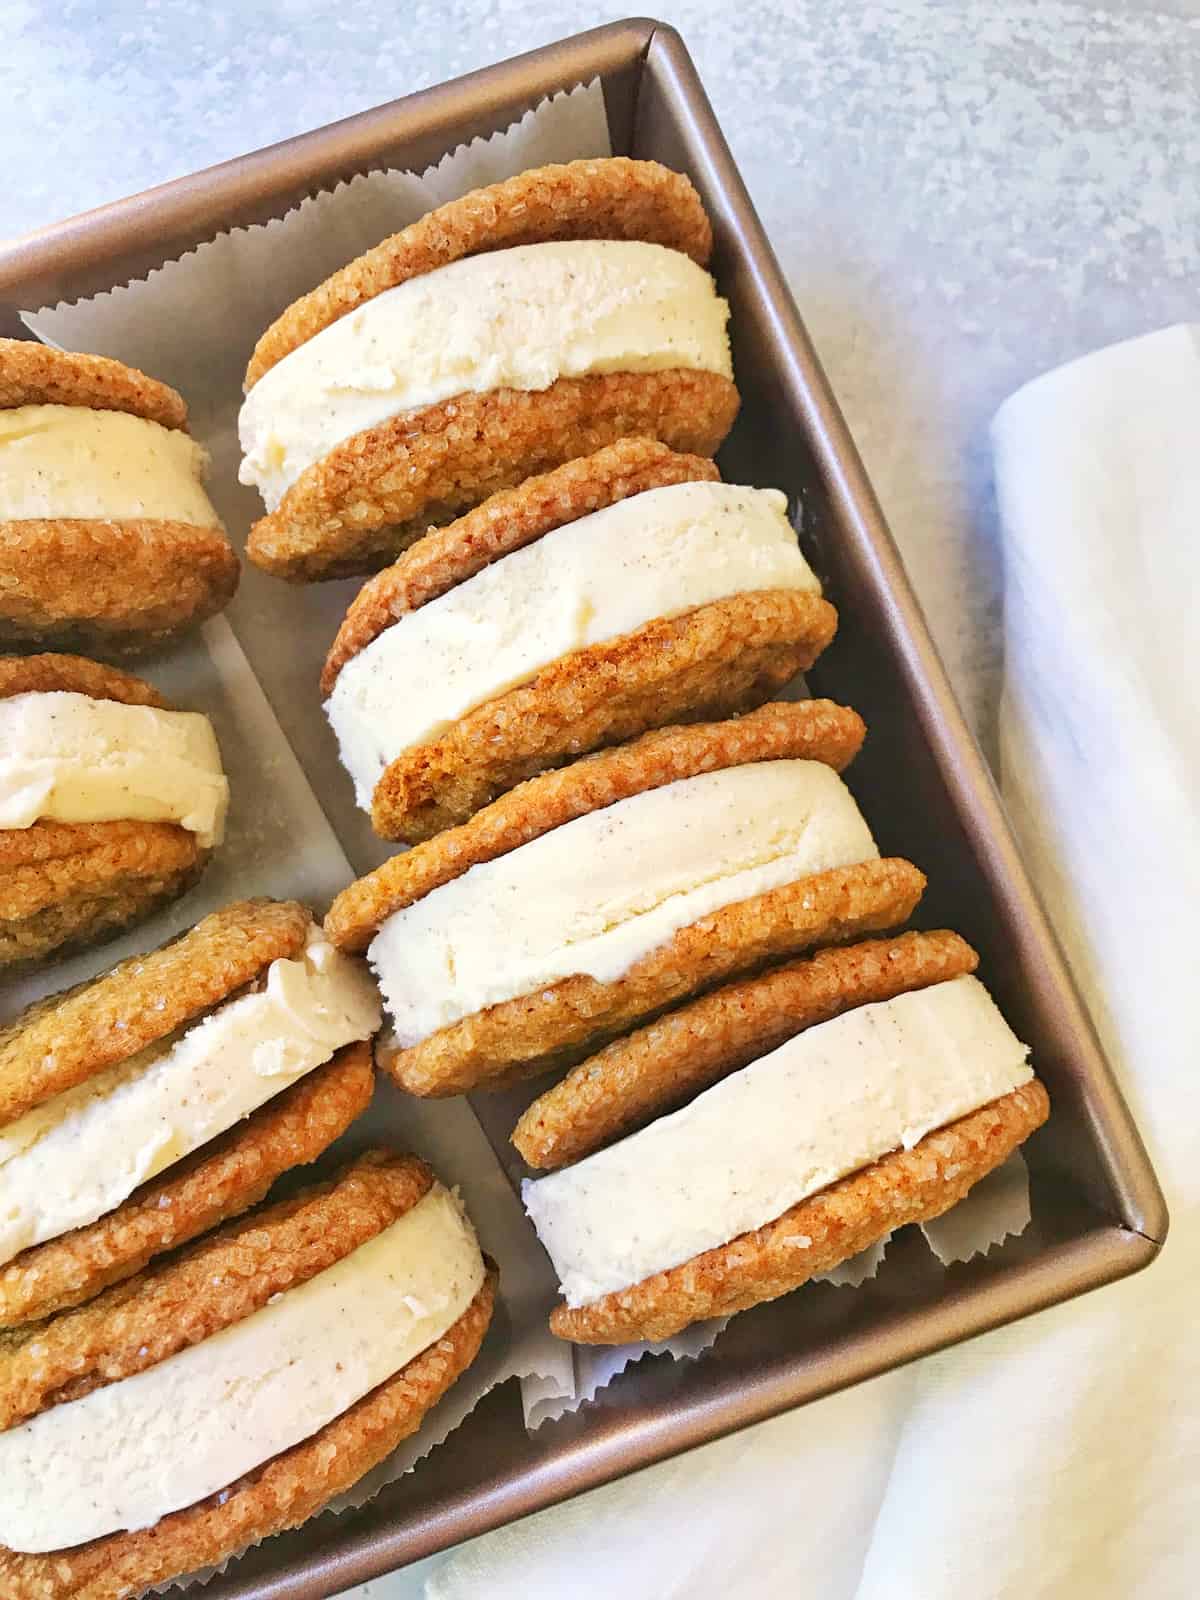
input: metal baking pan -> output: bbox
[0,18,1166,1598]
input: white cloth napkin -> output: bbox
[415,325,1199,1599]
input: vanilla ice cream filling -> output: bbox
[370,761,878,1046]
[524,975,1032,1305]
[0,690,230,847]
[327,481,819,808]
[0,928,380,1267]
[0,1182,482,1552]
[238,239,733,510]
[0,405,221,525]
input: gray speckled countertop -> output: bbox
[5,2,1199,1595]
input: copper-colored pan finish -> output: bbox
[0,20,1165,1598]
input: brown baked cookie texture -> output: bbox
[0,1267,496,1600]
[245,159,715,389]
[0,1151,430,1432]
[0,340,188,429]
[326,701,868,954]
[0,343,238,655]
[321,437,722,693]
[246,367,739,581]
[0,653,169,705]
[0,898,312,1126]
[514,931,980,1170]
[381,858,927,1098]
[0,520,239,657]
[550,1080,1050,1344]
[0,822,206,969]
[371,590,838,843]
[0,1041,375,1329]
[0,655,218,968]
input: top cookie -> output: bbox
[245,158,714,389]
[0,651,169,708]
[0,339,187,430]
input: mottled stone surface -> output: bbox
[4,4,1197,1595]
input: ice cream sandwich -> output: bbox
[0,340,238,654]
[0,898,379,1328]
[0,1151,495,1599]
[0,653,230,966]
[325,702,925,1097]
[323,439,838,841]
[520,935,1049,1343]
[239,158,740,580]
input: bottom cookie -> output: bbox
[0,819,206,968]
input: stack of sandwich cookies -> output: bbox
[0,899,379,1328]
[0,1152,495,1599]
[0,653,229,966]
[324,439,838,841]
[325,702,926,1096]
[0,340,238,654]
[239,159,740,580]
[520,934,1049,1344]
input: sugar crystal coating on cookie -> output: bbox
[0,655,228,967]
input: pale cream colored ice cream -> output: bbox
[0,690,229,847]
[524,975,1032,1305]
[0,405,221,525]
[327,481,819,809]
[238,239,733,510]
[370,760,878,1046]
[0,928,380,1267]
[0,1182,483,1551]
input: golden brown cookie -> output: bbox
[245,159,714,389]
[381,857,926,1097]
[371,589,838,842]
[0,654,220,968]
[0,1151,429,1430]
[0,898,311,1125]
[0,339,188,430]
[321,437,722,693]
[0,1149,496,1600]
[0,343,238,654]
[0,821,207,968]
[551,1079,1049,1343]
[246,367,739,580]
[326,701,868,953]
[0,1040,375,1328]
[514,931,980,1170]
[0,520,240,657]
